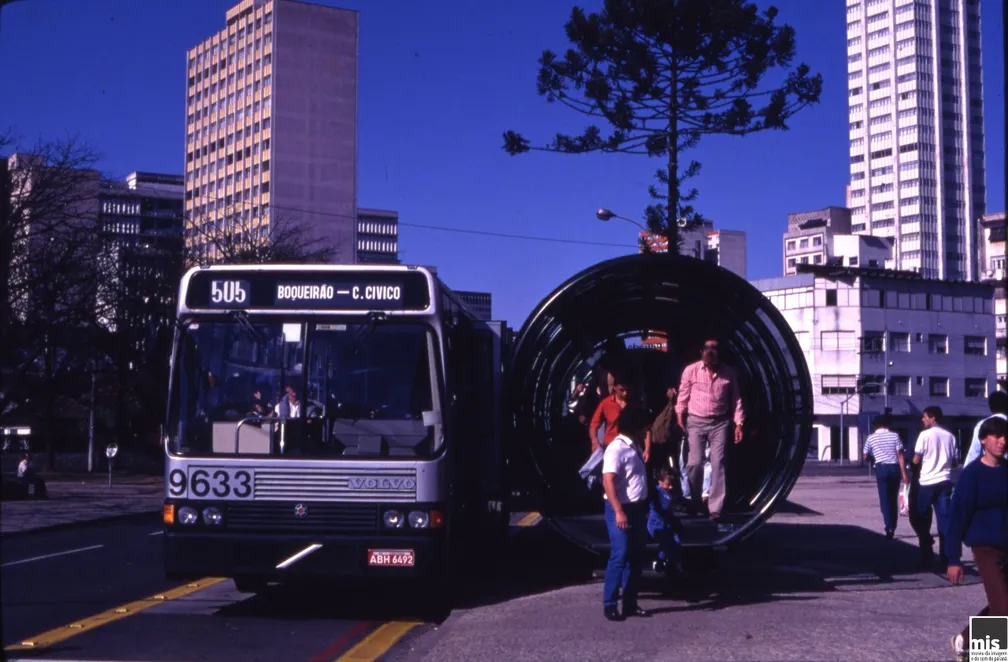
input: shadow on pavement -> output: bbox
[646,521,980,611]
[192,520,979,625]
[774,500,823,516]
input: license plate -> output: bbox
[368,549,415,567]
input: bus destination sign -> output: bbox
[185,270,432,311]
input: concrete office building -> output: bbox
[705,229,748,279]
[783,205,898,275]
[754,264,997,462]
[5,152,101,321]
[184,0,358,264]
[356,208,398,264]
[641,222,747,278]
[96,173,184,359]
[846,0,987,280]
[978,211,1006,384]
[455,291,492,322]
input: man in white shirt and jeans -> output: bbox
[910,405,959,569]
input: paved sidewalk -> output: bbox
[399,472,987,662]
[1,475,163,535]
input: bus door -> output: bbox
[443,319,507,542]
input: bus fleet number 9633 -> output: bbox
[168,467,254,500]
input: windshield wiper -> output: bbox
[341,311,385,357]
[230,310,267,346]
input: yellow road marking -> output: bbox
[334,620,421,661]
[515,511,541,527]
[4,577,226,652]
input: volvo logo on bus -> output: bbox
[294,503,308,518]
[349,477,416,491]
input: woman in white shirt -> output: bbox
[601,405,653,621]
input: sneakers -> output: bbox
[951,633,966,661]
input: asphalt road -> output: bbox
[0,512,585,662]
[1,513,173,648]
[0,515,447,661]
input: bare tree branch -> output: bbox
[183,204,336,267]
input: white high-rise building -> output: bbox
[846,0,986,281]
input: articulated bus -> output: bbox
[162,264,509,593]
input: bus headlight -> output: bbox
[178,506,199,525]
[202,506,223,526]
[407,511,429,529]
[383,509,405,528]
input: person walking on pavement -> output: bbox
[600,406,653,621]
[863,415,909,539]
[944,416,1008,662]
[963,390,1008,467]
[675,337,744,523]
[911,406,958,569]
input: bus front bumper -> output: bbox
[163,530,447,582]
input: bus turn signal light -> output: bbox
[163,503,175,525]
[429,510,445,528]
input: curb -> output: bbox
[0,510,162,539]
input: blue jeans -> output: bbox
[912,479,953,552]
[603,500,648,610]
[652,525,682,564]
[874,464,901,532]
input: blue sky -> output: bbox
[1,0,1004,327]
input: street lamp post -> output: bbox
[838,379,885,465]
[88,369,96,472]
[596,208,648,232]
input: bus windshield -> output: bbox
[166,317,442,459]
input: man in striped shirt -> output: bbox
[863,415,909,539]
[675,337,744,522]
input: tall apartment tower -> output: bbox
[184,0,359,264]
[846,0,986,281]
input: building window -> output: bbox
[821,330,854,351]
[928,334,948,354]
[888,376,911,396]
[822,375,858,395]
[965,378,987,398]
[862,331,885,353]
[964,336,987,356]
[825,290,838,307]
[929,377,949,397]
[889,332,910,352]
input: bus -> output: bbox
[161,264,510,593]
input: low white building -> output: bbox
[753,265,998,462]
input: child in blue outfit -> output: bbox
[649,466,685,575]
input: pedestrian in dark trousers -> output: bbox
[863,415,909,539]
[910,406,958,569]
[600,406,654,621]
[945,416,1008,661]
